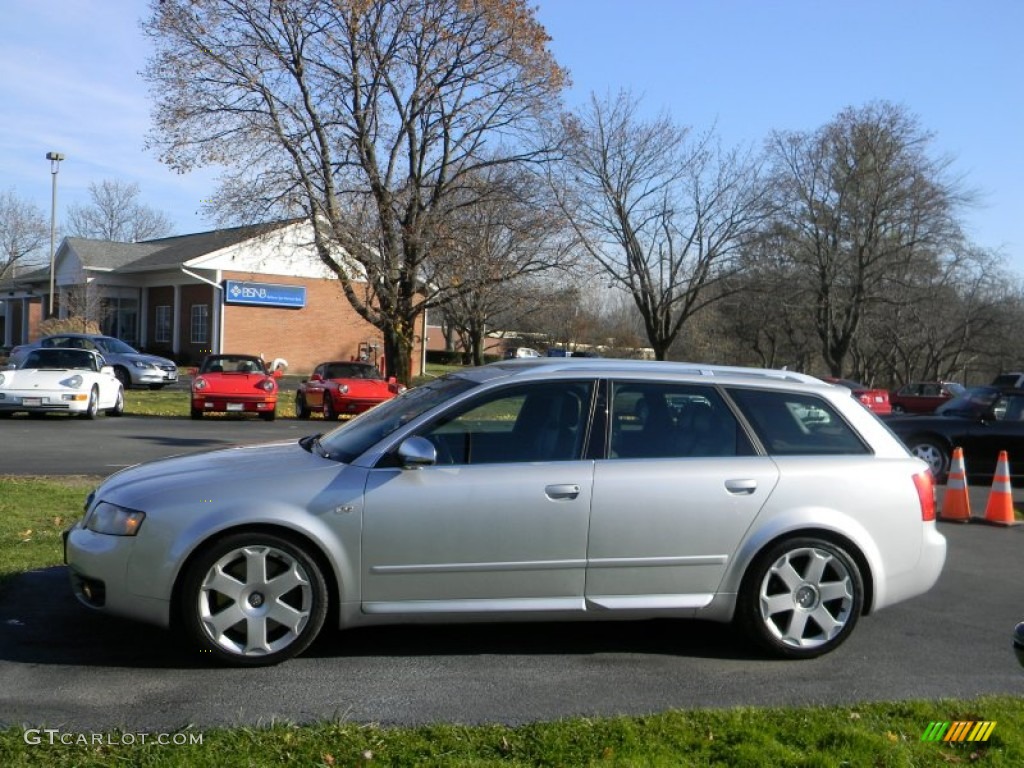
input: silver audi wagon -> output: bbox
[64,360,946,665]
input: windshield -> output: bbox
[200,355,267,374]
[324,362,383,380]
[318,376,477,462]
[22,348,98,371]
[936,386,1000,416]
[95,337,138,355]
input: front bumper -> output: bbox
[133,369,178,385]
[0,390,91,413]
[192,396,276,413]
[64,522,170,628]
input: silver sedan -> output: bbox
[64,360,946,665]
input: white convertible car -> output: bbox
[0,348,124,418]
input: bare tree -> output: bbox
[765,102,969,378]
[0,189,48,280]
[552,91,770,360]
[432,167,574,365]
[66,180,173,242]
[143,0,565,383]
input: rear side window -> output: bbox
[726,389,870,456]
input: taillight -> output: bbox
[913,470,936,522]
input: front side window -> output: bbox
[190,305,209,344]
[418,380,595,465]
[609,382,753,459]
[726,388,869,455]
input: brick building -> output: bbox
[0,220,425,376]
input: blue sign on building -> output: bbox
[223,280,306,308]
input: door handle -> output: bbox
[545,484,581,500]
[725,479,757,495]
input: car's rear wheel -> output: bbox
[113,366,131,389]
[323,395,337,421]
[108,388,125,417]
[737,537,863,659]
[81,386,100,420]
[907,436,949,479]
[180,533,328,666]
[295,393,310,419]
[891,404,905,414]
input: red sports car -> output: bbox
[295,361,404,420]
[190,354,282,421]
[823,377,892,416]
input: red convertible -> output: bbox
[295,361,404,420]
[190,354,282,421]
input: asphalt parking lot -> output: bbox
[1,414,1022,731]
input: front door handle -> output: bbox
[725,478,757,495]
[545,484,581,500]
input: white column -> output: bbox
[211,277,221,354]
[172,284,181,354]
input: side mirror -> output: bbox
[397,436,437,468]
[272,368,284,379]
[188,367,199,377]
[310,373,323,382]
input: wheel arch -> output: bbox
[742,528,874,616]
[169,523,343,632]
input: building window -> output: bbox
[190,304,209,344]
[155,306,171,343]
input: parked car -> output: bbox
[65,359,945,666]
[889,381,964,414]
[189,354,282,421]
[992,372,1024,388]
[886,386,1024,480]
[0,348,123,418]
[10,333,177,390]
[823,377,892,415]
[295,361,404,420]
[503,347,542,359]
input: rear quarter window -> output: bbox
[726,388,870,456]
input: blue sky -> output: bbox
[2,1,1022,270]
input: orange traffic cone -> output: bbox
[940,447,972,522]
[980,451,1020,526]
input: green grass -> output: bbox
[0,475,98,592]
[1,697,1022,766]
[3,476,1021,767]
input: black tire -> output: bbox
[190,408,204,420]
[891,404,904,414]
[108,387,125,417]
[737,537,863,659]
[295,393,311,420]
[179,532,328,666]
[114,367,132,390]
[322,396,337,421]
[906,435,950,480]
[81,386,100,420]
[260,408,276,422]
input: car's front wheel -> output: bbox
[737,537,863,659]
[295,393,310,419]
[81,386,100,420]
[108,388,125,417]
[907,436,949,479]
[322,395,337,421]
[260,408,276,422]
[179,533,329,666]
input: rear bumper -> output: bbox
[874,522,946,611]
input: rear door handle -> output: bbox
[545,484,581,500]
[725,479,757,495]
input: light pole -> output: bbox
[46,151,65,317]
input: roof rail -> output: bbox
[497,358,823,385]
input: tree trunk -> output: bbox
[382,323,413,386]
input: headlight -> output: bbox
[193,377,208,391]
[338,384,349,395]
[132,361,154,369]
[86,502,145,536]
[61,374,84,388]
[259,378,275,392]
